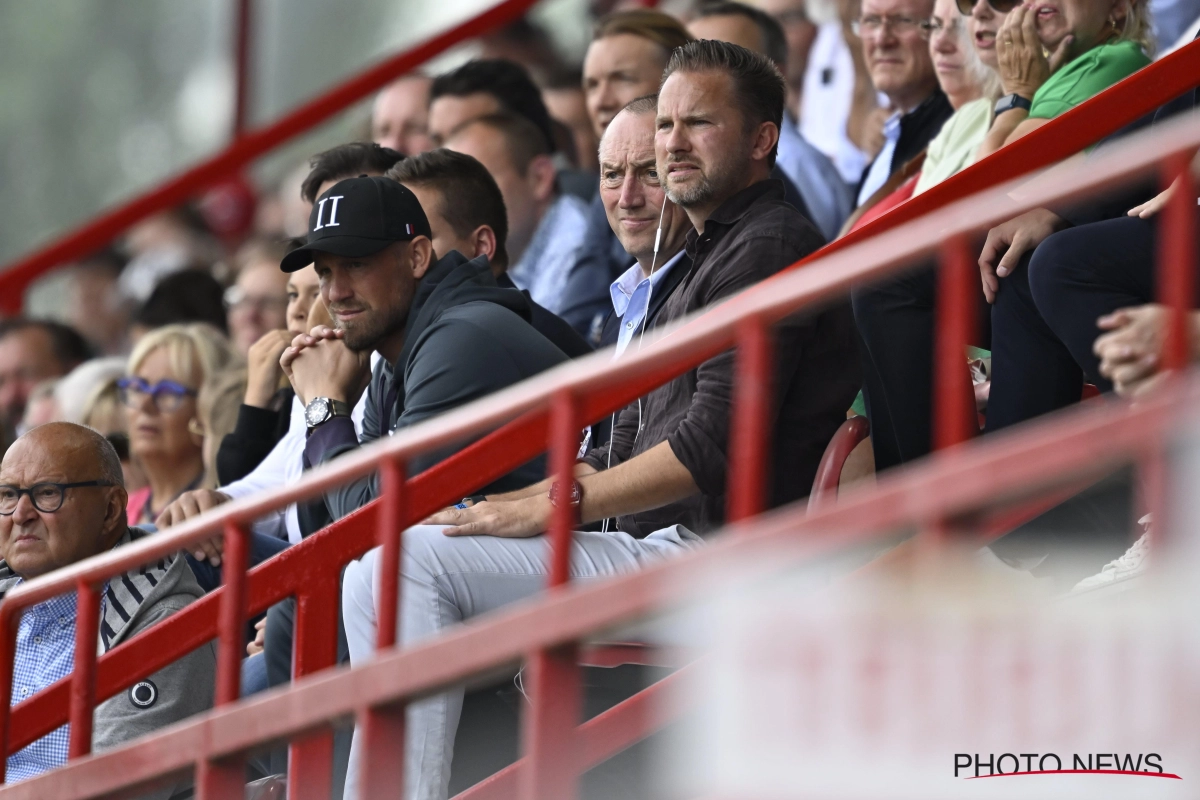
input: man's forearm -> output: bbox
[576,440,698,525]
[485,462,597,503]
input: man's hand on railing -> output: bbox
[155,488,232,565]
[978,208,1068,302]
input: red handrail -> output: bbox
[0,105,1194,795]
[0,0,541,313]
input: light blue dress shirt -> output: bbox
[776,114,853,240]
[609,250,685,357]
[7,589,78,781]
[856,111,902,207]
[508,194,591,314]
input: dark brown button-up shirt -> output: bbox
[584,179,861,537]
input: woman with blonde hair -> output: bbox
[120,323,239,526]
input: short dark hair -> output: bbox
[301,142,405,203]
[663,40,785,167]
[694,1,789,69]
[133,270,228,333]
[386,149,511,271]
[593,8,694,53]
[430,60,556,154]
[448,112,553,176]
[0,320,91,368]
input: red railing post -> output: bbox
[0,605,19,783]
[1157,150,1197,371]
[934,234,979,451]
[198,521,250,799]
[67,580,100,760]
[520,390,581,800]
[232,0,253,137]
[358,458,409,799]
[727,319,775,523]
[288,572,341,800]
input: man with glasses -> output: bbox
[0,422,213,793]
[852,0,952,207]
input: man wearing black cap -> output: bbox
[280,175,567,516]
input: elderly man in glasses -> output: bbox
[852,0,952,207]
[0,422,213,792]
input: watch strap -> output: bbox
[994,93,1032,116]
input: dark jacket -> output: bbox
[855,90,954,203]
[495,272,592,358]
[305,251,568,520]
[0,527,215,800]
[583,179,861,537]
[216,387,294,485]
[597,253,693,349]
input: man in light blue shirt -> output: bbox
[595,96,693,353]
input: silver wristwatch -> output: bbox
[304,397,352,429]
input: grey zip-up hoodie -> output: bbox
[305,250,568,521]
[0,527,215,798]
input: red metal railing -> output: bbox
[0,100,1195,798]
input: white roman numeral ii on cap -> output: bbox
[313,195,344,231]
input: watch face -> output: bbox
[305,397,331,427]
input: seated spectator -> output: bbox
[372,74,434,155]
[81,373,147,494]
[689,0,853,240]
[194,367,247,489]
[340,41,859,800]
[52,357,127,426]
[594,95,692,353]
[562,9,696,340]
[63,249,131,356]
[299,141,405,208]
[851,0,953,209]
[0,320,91,455]
[443,113,589,315]
[542,67,600,174]
[225,238,291,357]
[385,149,592,358]
[426,58,595,200]
[129,270,229,341]
[975,0,1152,157]
[19,380,59,434]
[0,422,214,791]
[280,173,568,514]
[120,324,239,527]
[911,0,1002,194]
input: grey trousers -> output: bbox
[341,524,702,800]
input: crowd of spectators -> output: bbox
[1,0,1198,795]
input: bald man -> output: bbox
[0,423,214,791]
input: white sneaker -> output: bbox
[1071,532,1151,594]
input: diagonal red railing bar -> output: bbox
[3,109,1198,757]
[0,0,541,313]
[0,372,1193,800]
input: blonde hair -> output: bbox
[195,368,247,489]
[1114,0,1155,57]
[126,323,240,389]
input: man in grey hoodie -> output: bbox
[0,422,214,795]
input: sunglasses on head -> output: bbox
[955,0,1021,16]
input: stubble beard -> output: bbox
[664,150,746,210]
[336,303,408,354]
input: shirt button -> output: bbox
[32,636,41,644]
[626,321,635,329]
[20,688,28,697]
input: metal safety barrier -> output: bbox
[0,84,1193,797]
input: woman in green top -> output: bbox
[976,0,1152,156]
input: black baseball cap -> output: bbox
[280,176,432,272]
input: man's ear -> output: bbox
[104,486,128,543]
[749,121,780,166]
[409,236,434,280]
[527,154,558,205]
[469,225,498,262]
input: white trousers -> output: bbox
[341,524,702,800]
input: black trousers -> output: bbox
[986,215,1158,432]
[851,262,989,471]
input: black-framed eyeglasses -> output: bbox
[955,0,1020,17]
[117,377,198,413]
[0,481,116,515]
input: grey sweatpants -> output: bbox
[341,524,702,800]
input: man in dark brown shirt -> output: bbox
[428,39,859,537]
[341,42,860,796]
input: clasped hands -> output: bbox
[281,325,372,406]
